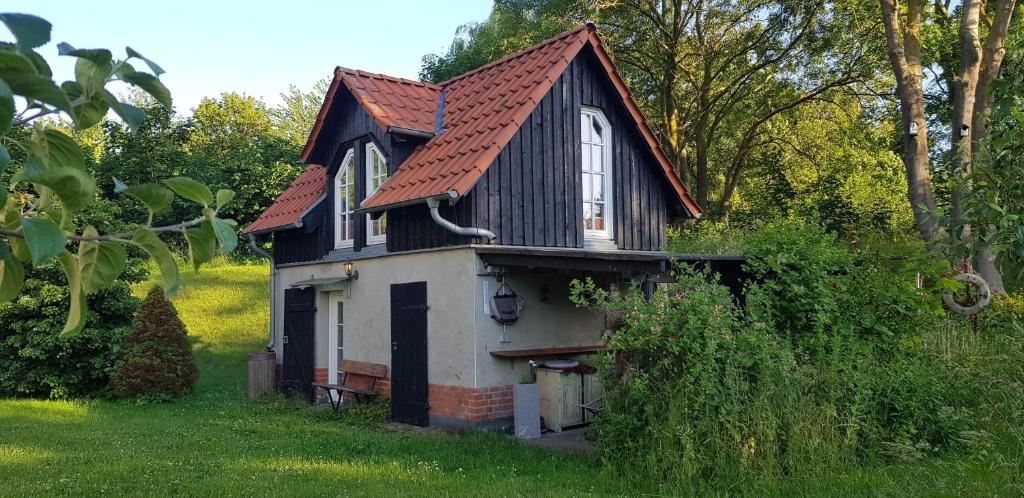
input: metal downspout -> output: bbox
[425,196,497,242]
[248,234,277,351]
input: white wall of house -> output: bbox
[274,247,479,387]
[472,270,608,386]
[272,247,611,391]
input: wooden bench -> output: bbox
[312,360,388,412]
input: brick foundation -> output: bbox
[305,367,510,424]
[428,383,513,423]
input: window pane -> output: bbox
[591,119,603,144]
[582,172,592,201]
[583,202,593,230]
[593,203,604,230]
[581,114,590,142]
[591,144,603,172]
[581,144,590,173]
[593,173,604,202]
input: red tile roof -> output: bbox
[301,69,441,161]
[270,24,700,236]
[242,165,326,234]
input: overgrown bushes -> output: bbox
[0,262,140,398]
[573,222,1020,493]
[108,286,198,400]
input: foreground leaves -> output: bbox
[131,228,180,297]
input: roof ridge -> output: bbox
[336,66,442,90]
[437,23,593,87]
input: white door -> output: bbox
[327,291,345,384]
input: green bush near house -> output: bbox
[0,263,141,399]
[574,221,1024,494]
[108,286,198,400]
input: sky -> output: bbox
[6,0,493,114]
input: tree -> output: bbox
[419,0,581,83]
[596,0,888,215]
[108,286,198,399]
[271,78,331,147]
[877,0,1017,291]
[184,93,303,227]
[0,14,238,335]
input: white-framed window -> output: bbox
[365,142,388,245]
[327,293,344,384]
[581,107,613,239]
[334,148,356,248]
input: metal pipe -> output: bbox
[425,197,497,242]
[248,233,277,351]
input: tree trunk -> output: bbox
[948,0,982,230]
[967,0,1016,294]
[879,0,942,245]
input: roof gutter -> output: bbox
[426,194,496,243]
[387,125,435,139]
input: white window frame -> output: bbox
[333,148,356,249]
[365,142,388,245]
[327,292,344,385]
[581,106,613,240]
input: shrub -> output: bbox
[108,286,198,400]
[0,262,140,398]
[576,222,977,492]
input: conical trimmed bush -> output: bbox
[109,286,198,399]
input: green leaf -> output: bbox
[20,216,67,264]
[131,228,180,297]
[15,155,96,211]
[0,71,71,112]
[125,46,165,76]
[41,129,85,170]
[20,49,51,77]
[74,56,112,97]
[102,90,144,131]
[56,43,112,65]
[184,220,217,272]
[122,182,173,219]
[120,71,171,108]
[78,225,126,295]
[56,251,87,336]
[215,189,235,210]
[0,79,12,136]
[0,49,36,74]
[0,240,24,302]
[211,217,238,252]
[58,44,114,97]
[0,143,7,170]
[0,14,51,51]
[162,176,213,206]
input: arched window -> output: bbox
[581,107,613,240]
[334,148,356,248]
[365,142,388,245]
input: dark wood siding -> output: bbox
[457,47,670,251]
[275,87,407,265]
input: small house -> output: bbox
[244,24,706,428]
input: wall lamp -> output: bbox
[344,259,359,280]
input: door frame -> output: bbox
[326,291,345,385]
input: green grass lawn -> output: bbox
[1,262,1021,497]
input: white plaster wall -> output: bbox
[273,247,478,387]
[472,269,609,387]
